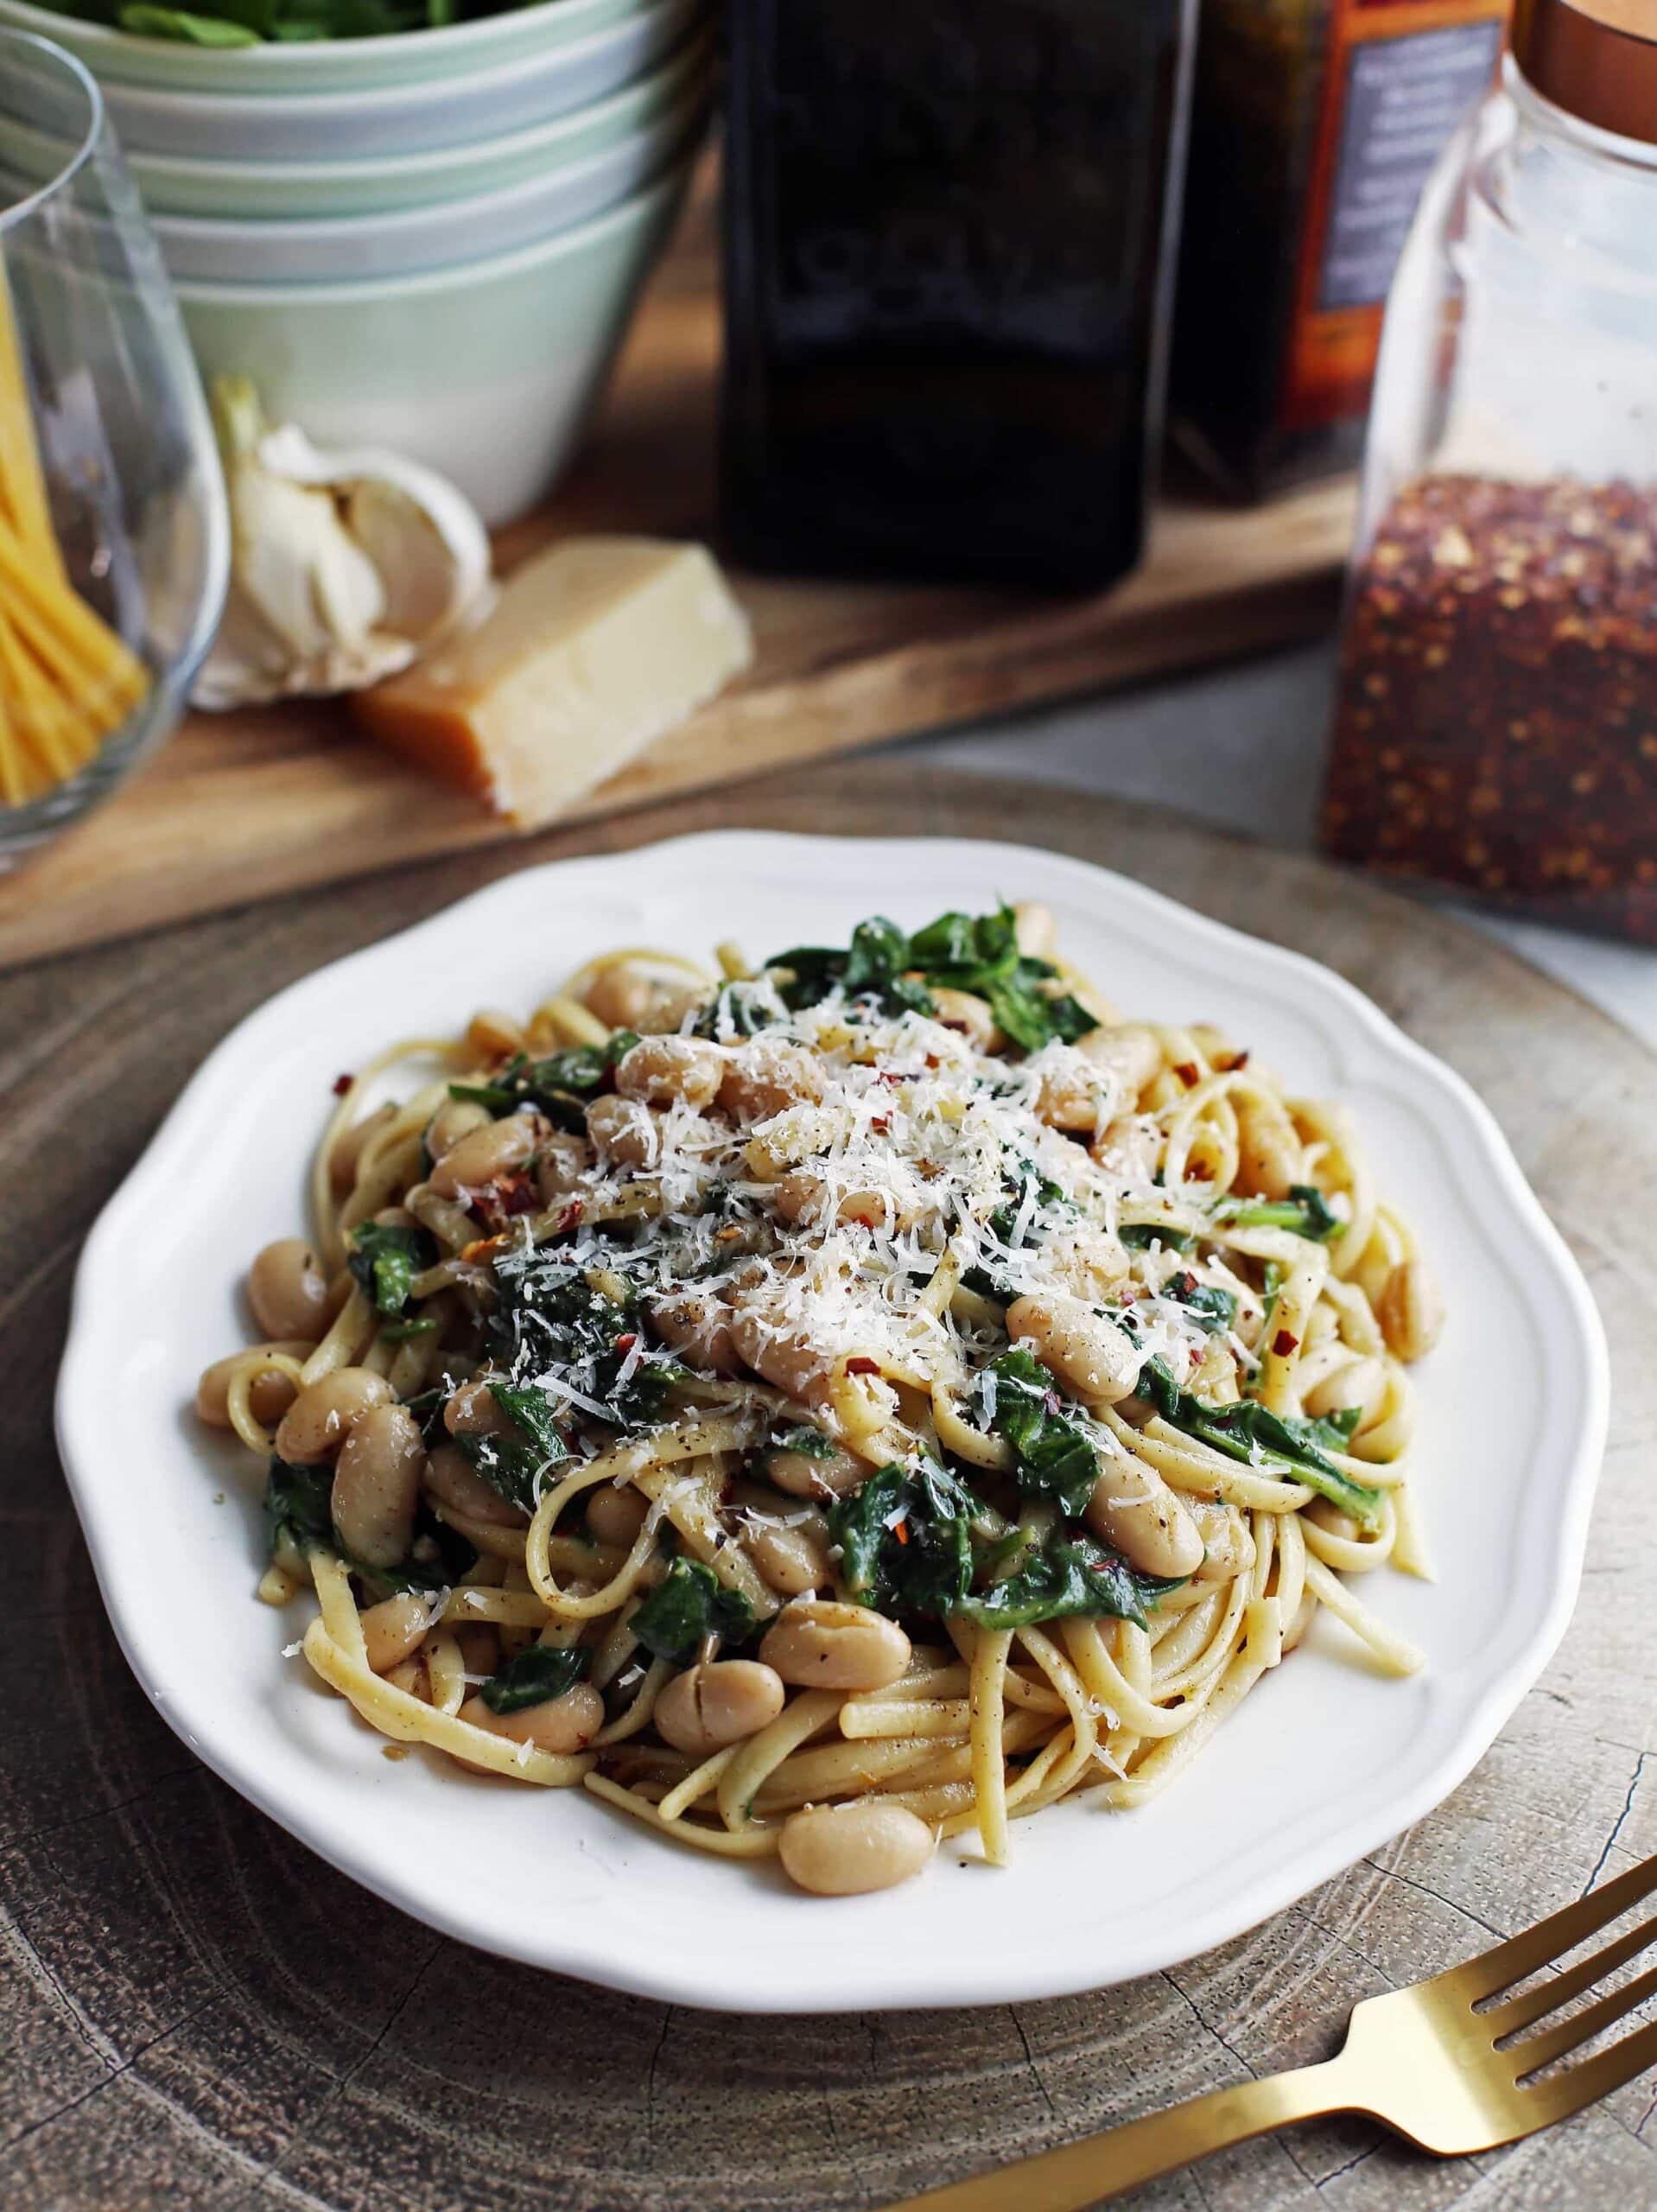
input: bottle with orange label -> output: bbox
[1170,0,1510,500]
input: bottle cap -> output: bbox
[1512,0,1657,143]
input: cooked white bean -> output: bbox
[779,1803,933,1896]
[927,987,1000,1052]
[274,1368,393,1464]
[764,1434,867,1500]
[331,1404,425,1568]
[728,1308,838,1407]
[771,1166,919,1233]
[613,1034,724,1108]
[745,1518,830,1597]
[1302,1354,1385,1427]
[584,968,657,1030]
[1012,901,1057,958]
[361,1592,435,1674]
[454,1623,499,1679]
[1378,1259,1444,1363]
[650,1288,742,1376]
[653,1662,786,1755]
[719,1039,825,1121]
[585,1483,649,1548]
[1233,1100,1298,1202]
[1187,1499,1255,1584]
[424,1441,525,1528]
[759,1601,911,1693]
[1006,1292,1140,1404]
[329,1102,397,1195]
[424,1097,492,1161]
[1086,1465,1205,1580]
[195,1341,309,1428]
[428,1115,539,1199]
[465,1007,526,1061]
[248,1238,333,1341]
[443,1378,510,1439]
[385,1655,430,1702]
[535,1132,594,1204]
[634,982,709,1034]
[585,1093,663,1168]
[460,1683,604,1756]
[1077,1022,1163,1103]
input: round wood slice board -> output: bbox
[4,761,1654,2212]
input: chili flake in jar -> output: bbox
[1320,474,1657,943]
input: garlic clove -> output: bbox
[256,421,491,650]
[233,470,387,660]
[193,377,493,712]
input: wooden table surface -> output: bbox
[3,760,1655,2212]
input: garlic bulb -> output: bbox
[194,377,492,711]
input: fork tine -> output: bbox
[1527,2012,1657,2125]
[1458,1853,1657,2001]
[1485,1910,1657,2038]
[1506,1959,1657,2077]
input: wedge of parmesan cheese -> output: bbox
[352,536,752,824]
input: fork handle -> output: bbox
[881,2051,1363,2212]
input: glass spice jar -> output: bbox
[1321,0,1657,942]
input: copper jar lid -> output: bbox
[1512,0,1657,143]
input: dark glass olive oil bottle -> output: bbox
[720,0,1197,590]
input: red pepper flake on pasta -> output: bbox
[1174,1062,1199,1087]
[332,1072,354,1096]
[844,1355,880,1376]
[1273,1327,1298,1357]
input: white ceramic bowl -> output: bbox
[108,29,710,219]
[0,0,662,93]
[175,158,690,525]
[149,89,706,283]
[92,0,699,161]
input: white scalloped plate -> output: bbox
[56,834,1608,2012]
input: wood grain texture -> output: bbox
[0,183,1356,975]
[3,761,1654,2212]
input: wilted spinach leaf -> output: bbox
[485,1260,681,1430]
[1136,1358,1381,1522]
[955,1528,1180,1631]
[1120,1223,1196,1254]
[972,1348,1101,1519]
[1164,1274,1238,1335]
[830,1459,979,1618]
[1211,1185,1341,1243]
[264,1456,332,1562]
[453,1382,568,1514]
[479,1643,590,1715]
[263,1457,473,1590]
[631,1558,755,1667]
[450,1033,639,1128]
[347,1221,437,1319]
[909,903,1095,1052]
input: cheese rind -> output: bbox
[352,535,752,825]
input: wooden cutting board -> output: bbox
[2,761,1651,2212]
[0,184,1356,976]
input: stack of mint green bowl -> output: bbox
[0,0,714,522]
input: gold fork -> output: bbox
[886,1849,1657,2210]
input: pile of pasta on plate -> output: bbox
[198,900,1441,1896]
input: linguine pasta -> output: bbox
[198,900,1441,1895]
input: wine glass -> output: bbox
[0,27,227,869]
